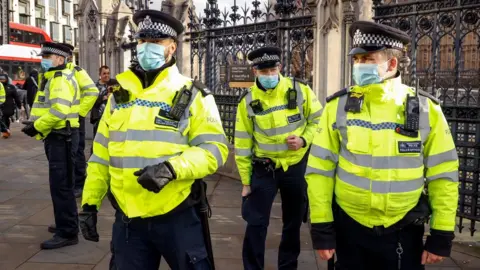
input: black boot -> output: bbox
[48,224,56,233]
[40,235,79,249]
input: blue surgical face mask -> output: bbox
[352,61,389,86]
[136,43,169,71]
[258,75,279,89]
[41,59,53,71]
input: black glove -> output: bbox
[21,123,39,137]
[134,162,176,193]
[79,204,99,242]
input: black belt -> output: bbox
[252,156,276,171]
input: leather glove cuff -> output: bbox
[424,229,455,257]
[164,161,177,180]
[82,204,98,213]
[311,222,336,250]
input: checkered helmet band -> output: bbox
[41,46,70,58]
[353,29,404,50]
[137,15,177,38]
[252,53,280,64]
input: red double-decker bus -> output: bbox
[0,22,52,85]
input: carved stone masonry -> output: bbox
[320,0,340,35]
[342,0,357,23]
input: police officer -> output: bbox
[307,21,459,269]
[62,42,99,197]
[235,46,322,269]
[22,42,81,249]
[79,10,228,270]
[0,80,7,137]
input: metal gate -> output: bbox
[186,0,314,143]
[373,0,480,235]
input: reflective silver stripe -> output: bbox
[190,134,228,146]
[199,143,224,168]
[244,91,255,118]
[426,171,458,183]
[235,130,251,139]
[110,154,179,169]
[424,148,458,168]
[74,100,81,105]
[49,108,67,119]
[418,95,431,143]
[32,103,50,109]
[68,113,79,118]
[336,95,348,147]
[0,95,5,99]
[295,80,305,116]
[256,142,289,152]
[340,147,423,169]
[337,167,424,193]
[81,84,97,91]
[305,165,335,178]
[110,130,188,145]
[312,119,320,124]
[235,148,252,156]
[50,98,72,106]
[310,145,338,163]
[89,154,109,166]
[308,108,323,121]
[253,118,306,137]
[94,132,109,148]
[29,115,40,121]
[110,96,117,113]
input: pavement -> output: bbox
[1,122,480,270]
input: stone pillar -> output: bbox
[313,0,343,102]
[358,0,374,21]
[76,0,100,79]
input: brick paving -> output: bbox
[1,122,480,269]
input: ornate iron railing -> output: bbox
[374,0,480,235]
[187,0,315,143]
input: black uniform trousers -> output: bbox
[2,113,11,129]
[44,129,79,238]
[74,116,86,190]
[242,155,307,270]
[334,207,425,270]
[112,207,211,270]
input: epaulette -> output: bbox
[74,66,82,72]
[418,89,440,105]
[192,80,211,97]
[54,71,63,78]
[326,88,348,103]
[238,90,250,102]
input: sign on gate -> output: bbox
[228,65,255,88]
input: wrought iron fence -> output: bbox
[373,0,480,234]
[186,0,314,143]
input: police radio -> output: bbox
[250,99,264,114]
[169,86,192,120]
[287,88,297,110]
[396,79,420,138]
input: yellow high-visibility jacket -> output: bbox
[235,74,323,185]
[0,83,5,105]
[30,67,80,139]
[66,63,99,117]
[306,75,458,248]
[82,64,229,218]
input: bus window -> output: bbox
[10,29,22,42]
[12,62,27,81]
[0,61,11,76]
